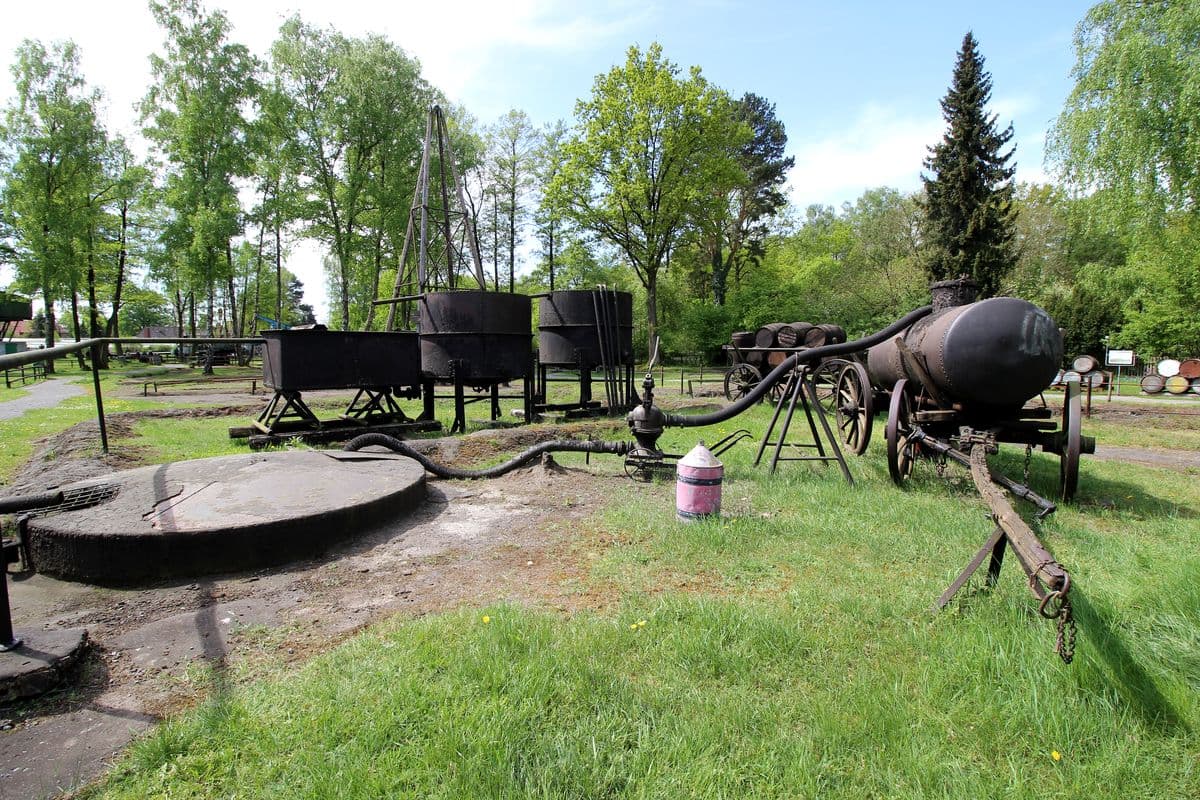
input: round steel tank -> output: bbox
[537,290,633,367]
[420,291,532,381]
[867,297,1063,410]
[1140,374,1165,394]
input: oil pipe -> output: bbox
[344,433,629,479]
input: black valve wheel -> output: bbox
[886,378,918,485]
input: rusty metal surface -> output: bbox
[537,290,633,367]
[419,291,531,381]
[261,330,420,391]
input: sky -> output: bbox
[0,0,1094,323]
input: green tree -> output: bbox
[1,39,104,367]
[270,18,430,330]
[550,43,746,356]
[704,93,793,305]
[1050,0,1200,226]
[1049,1,1200,355]
[920,32,1017,297]
[142,0,258,344]
[532,119,571,290]
[486,109,538,293]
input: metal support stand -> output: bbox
[754,367,854,484]
[254,390,321,433]
[341,387,409,425]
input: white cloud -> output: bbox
[786,105,942,209]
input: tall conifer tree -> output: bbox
[920,32,1017,298]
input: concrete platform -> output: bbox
[0,627,88,702]
[24,450,425,584]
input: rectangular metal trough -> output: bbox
[261,329,421,391]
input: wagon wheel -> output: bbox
[724,362,762,402]
[624,447,656,482]
[1060,380,1082,502]
[811,359,848,418]
[886,378,918,485]
[836,362,874,455]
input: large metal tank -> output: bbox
[262,329,420,391]
[866,297,1063,410]
[538,290,633,367]
[420,290,532,381]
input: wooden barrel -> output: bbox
[776,322,813,348]
[731,331,756,349]
[803,323,846,347]
[766,350,788,368]
[755,323,788,349]
[1177,358,1200,379]
[1140,374,1165,394]
[1165,375,1191,395]
[1072,354,1099,373]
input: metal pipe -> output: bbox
[90,342,109,453]
[0,490,63,514]
[664,306,933,428]
[343,433,629,479]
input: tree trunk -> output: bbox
[275,221,283,325]
[86,227,107,368]
[70,289,86,370]
[43,286,56,375]
[107,198,130,353]
[645,269,659,363]
[710,245,726,306]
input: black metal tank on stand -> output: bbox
[535,289,635,417]
[418,290,534,433]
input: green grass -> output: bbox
[79,395,1200,800]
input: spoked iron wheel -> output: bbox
[886,378,919,485]
[724,362,763,402]
[811,359,848,418]
[1060,380,1082,502]
[835,362,874,455]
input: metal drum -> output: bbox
[1177,359,1200,380]
[866,297,1062,411]
[1072,354,1099,373]
[261,329,420,391]
[1165,375,1191,395]
[1157,358,1181,377]
[537,290,633,368]
[420,291,532,382]
[1140,374,1165,394]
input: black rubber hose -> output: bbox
[664,305,934,428]
[344,433,630,479]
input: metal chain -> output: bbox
[1023,444,1033,487]
[1055,595,1077,664]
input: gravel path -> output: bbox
[0,377,85,421]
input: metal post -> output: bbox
[0,567,21,651]
[91,342,109,453]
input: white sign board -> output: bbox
[1106,349,1135,367]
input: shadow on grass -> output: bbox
[1071,589,1190,734]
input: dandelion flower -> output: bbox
[637,620,646,627]
[482,615,491,624]
[1051,750,1061,762]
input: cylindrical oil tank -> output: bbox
[866,297,1063,410]
[537,290,633,367]
[1072,354,1099,373]
[261,329,420,391]
[1157,358,1181,377]
[420,291,531,382]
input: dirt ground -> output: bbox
[0,413,641,800]
[0,396,1196,799]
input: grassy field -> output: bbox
[68,390,1199,799]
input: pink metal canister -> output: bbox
[676,442,723,522]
